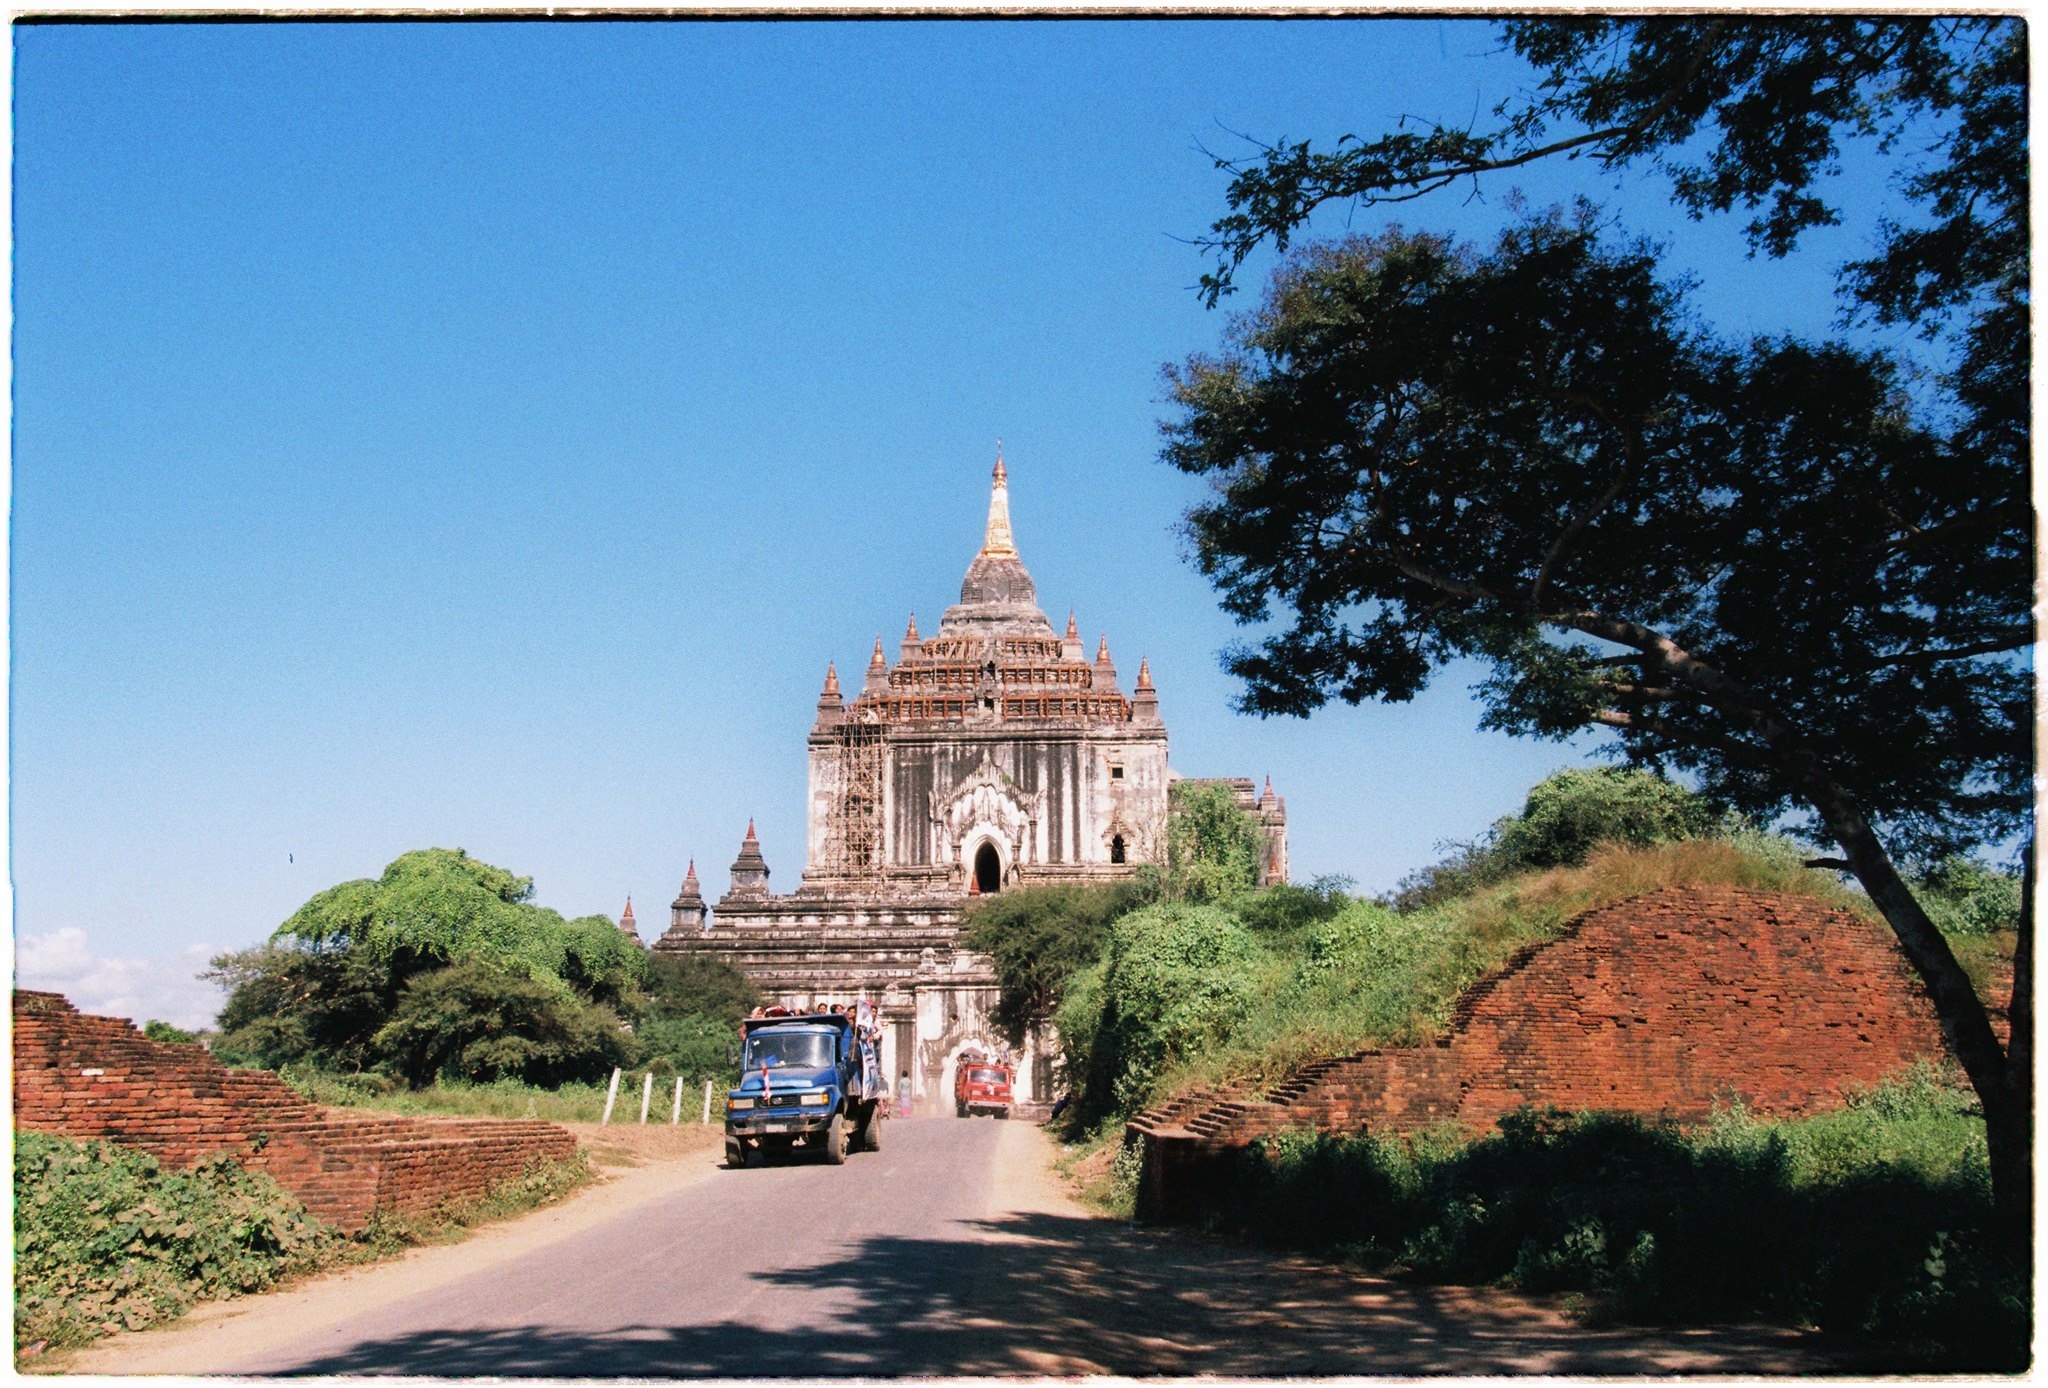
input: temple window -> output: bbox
[1110,835,1126,864]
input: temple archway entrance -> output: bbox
[974,842,1002,895]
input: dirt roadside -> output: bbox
[47,1121,727,1376]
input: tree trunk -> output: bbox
[1798,767,2029,1252]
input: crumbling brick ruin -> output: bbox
[13,991,578,1232]
[1130,887,1951,1220]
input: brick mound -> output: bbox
[13,991,578,1232]
[1130,887,1950,1218]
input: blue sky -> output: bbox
[12,19,1923,1027]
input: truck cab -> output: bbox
[724,1013,884,1167]
[953,1052,1014,1119]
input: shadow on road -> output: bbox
[265,1210,1859,1377]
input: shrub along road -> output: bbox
[62,1117,1863,1376]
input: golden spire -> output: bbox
[981,446,1018,558]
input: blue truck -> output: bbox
[724,1012,885,1168]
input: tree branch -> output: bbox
[1865,630,2034,667]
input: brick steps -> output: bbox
[13,991,579,1233]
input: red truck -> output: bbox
[953,1051,1014,1119]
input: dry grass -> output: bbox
[560,1119,726,1171]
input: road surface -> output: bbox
[63,1115,1855,1376]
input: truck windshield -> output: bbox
[969,1068,1007,1084]
[745,1031,835,1070]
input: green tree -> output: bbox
[209,848,648,1086]
[207,942,405,1073]
[1171,17,2029,1237]
[371,957,630,1088]
[276,848,645,1003]
[1161,780,1268,904]
[1168,211,2028,1232]
[1196,18,2024,476]
[627,952,761,1082]
[140,1020,199,1045]
[961,881,1140,1047]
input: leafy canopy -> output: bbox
[275,847,645,1004]
[1166,213,2028,861]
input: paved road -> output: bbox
[104,1116,1857,1377]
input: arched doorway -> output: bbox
[974,842,1002,895]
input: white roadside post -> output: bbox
[701,1079,714,1124]
[601,1067,622,1125]
[639,1072,654,1124]
[670,1077,684,1125]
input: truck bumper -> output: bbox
[726,1110,833,1140]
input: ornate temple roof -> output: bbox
[939,454,1056,639]
[812,455,1159,731]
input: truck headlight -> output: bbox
[798,1090,831,1106]
[727,1097,755,1110]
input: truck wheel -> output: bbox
[955,1102,967,1119]
[725,1141,744,1168]
[823,1113,848,1165]
[864,1111,882,1152]
[995,1108,1009,1120]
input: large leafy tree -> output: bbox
[210,848,649,1084]
[1167,16,2029,1238]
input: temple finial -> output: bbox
[1065,610,1079,641]
[822,662,841,697]
[981,448,1018,558]
[870,635,886,668]
[1136,657,1153,690]
[905,612,921,642]
[1096,634,1113,666]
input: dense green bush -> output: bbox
[1391,767,1719,910]
[14,1133,340,1350]
[1215,1070,2024,1371]
[140,1020,199,1044]
[623,951,760,1085]
[371,957,632,1087]
[1056,903,1261,1126]
[1160,780,1267,903]
[1909,855,2024,937]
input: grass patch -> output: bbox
[15,1132,592,1368]
[278,1067,615,1123]
[1054,1126,1140,1219]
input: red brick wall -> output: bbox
[13,991,578,1232]
[1132,888,1951,1219]
[1446,888,1948,1127]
